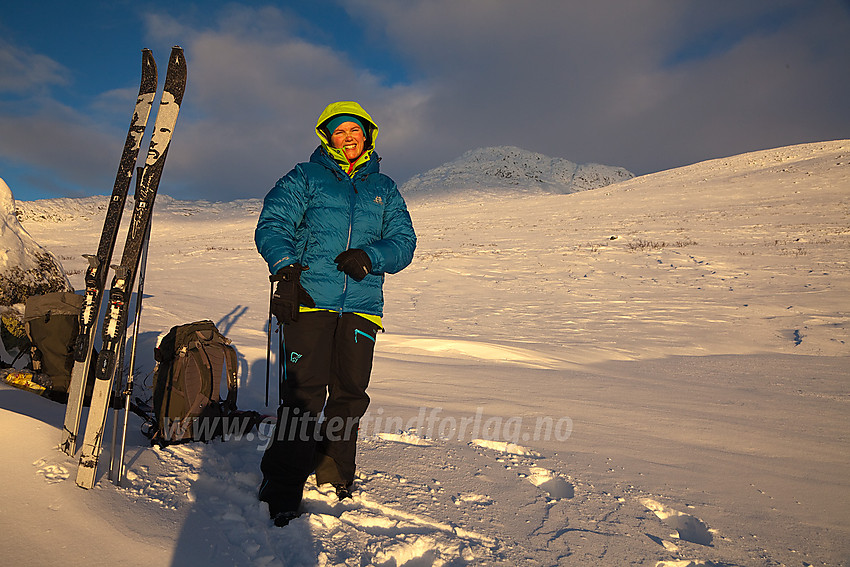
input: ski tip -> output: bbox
[168,46,185,61]
[140,49,157,83]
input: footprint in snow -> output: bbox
[33,458,70,484]
[641,497,714,546]
[468,439,574,499]
[526,466,575,499]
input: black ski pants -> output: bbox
[259,311,379,513]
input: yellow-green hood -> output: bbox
[316,101,378,147]
[315,101,380,175]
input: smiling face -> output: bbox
[329,121,366,161]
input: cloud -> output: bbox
[133,5,433,200]
[2,1,849,201]
[0,98,121,197]
[0,5,424,200]
[0,39,137,197]
[342,0,850,174]
[0,40,69,95]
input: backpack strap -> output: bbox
[221,342,238,412]
[185,337,214,400]
[187,327,239,413]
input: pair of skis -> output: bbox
[60,47,187,490]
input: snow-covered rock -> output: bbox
[0,178,71,306]
[400,146,634,195]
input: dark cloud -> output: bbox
[346,0,850,176]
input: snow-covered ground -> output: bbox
[2,140,849,566]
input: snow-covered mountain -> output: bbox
[13,193,264,225]
[400,146,634,195]
[1,140,849,566]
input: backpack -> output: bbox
[23,291,85,394]
[150,320,238,445]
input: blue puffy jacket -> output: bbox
[255,143,416,318]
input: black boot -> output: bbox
[259,479,303,523]
[333,482,354,501]
[272,510,300,527]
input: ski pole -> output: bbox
[115,209,151,487]
[265,277,274,407]
[106,322,129,481]
[109,168,144,482]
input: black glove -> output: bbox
[270,264,315,325]
[334,249,372,282]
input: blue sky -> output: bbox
[1,1,849,201]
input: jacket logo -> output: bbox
[374,196,383,205]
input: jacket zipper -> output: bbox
[340,174,357,314]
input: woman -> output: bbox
[255,101,416,526]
